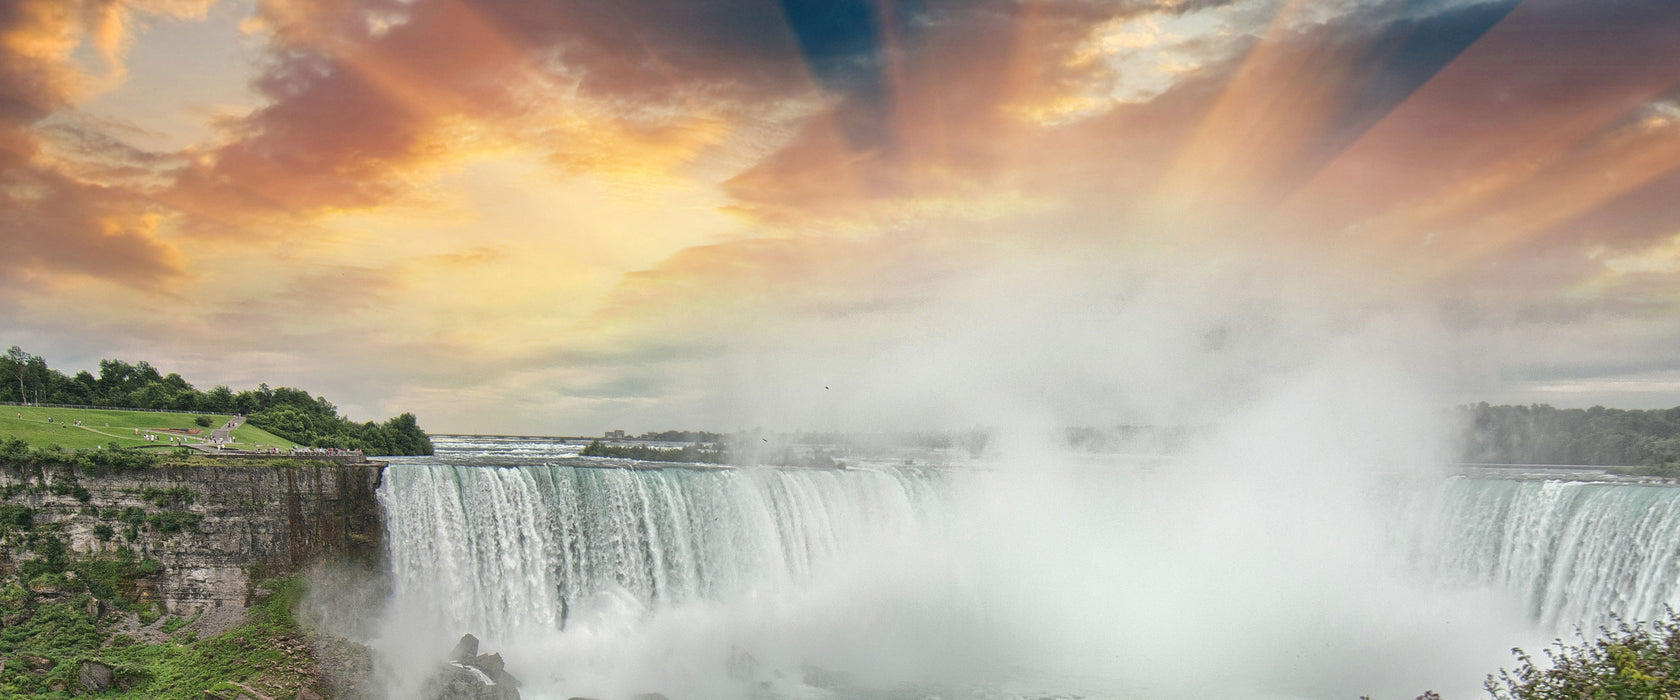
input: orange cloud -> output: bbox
[0,0,198,290]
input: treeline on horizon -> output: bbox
[1460,403,1680,468]
[0,346,432,456]
[580,440,847,469]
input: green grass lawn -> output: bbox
[0,406,230,451]
[226,423,298,451]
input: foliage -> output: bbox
[145,511,203,534]
[1487,612,1680,700]
[1462,403,1680,467]
[581,440,729,464]
[0,437,161,471]
[247,401,432,456]
[70,554,155,611]
[581,439,847,468]
[0,345,432,455]
[0,504,34,532]
[141,486,193,508]
[0,572,320,699]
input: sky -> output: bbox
[1,0,1679,435]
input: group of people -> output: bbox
[136,432,186,443]
[289,446,363,456]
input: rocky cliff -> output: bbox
[0,459,383,617]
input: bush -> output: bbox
[195,416,212,428]
[1487,611,1680,700]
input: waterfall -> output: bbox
[379,459,948,640]
[1409,477,1680,631]
[372,438,1680,699]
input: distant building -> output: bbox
[605,429,626,439]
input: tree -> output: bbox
[5,346,29,403]
[204,385,235,413]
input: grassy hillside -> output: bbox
[226,423,299,451]
[0,407,298,452]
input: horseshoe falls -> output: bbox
[1411,476,1680,631]
[371,438,1680,700]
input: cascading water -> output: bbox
[369,437,1680,700]
[381,454,948,641]
[1406,475,1680,631]
[375,437,968,699]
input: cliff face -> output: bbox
[0,460,383,616]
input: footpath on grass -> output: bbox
[0,406,352,462]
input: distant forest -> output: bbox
[1461,403,1680,467]
[0,346,432,456]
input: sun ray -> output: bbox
[1275,0,1680,275]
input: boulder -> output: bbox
[423,635,520,700]
[78,661,114,691]
[473,652,505,675]
[727,646,758,682]
[18,653,55,672]
[449,634,480,663]
[801,664,850,689]
[423,662,518,700]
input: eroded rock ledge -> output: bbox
[0,459,383,617]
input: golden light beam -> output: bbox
[1417,99,1680,274]
[1275,1,1680,273]
[1153,0,1405,214]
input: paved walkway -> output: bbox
[209,415,244,443]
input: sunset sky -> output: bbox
[2,0,1679,435]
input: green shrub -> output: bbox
[142,486,193,508]
[72,556,154,609]
[146,511,202,534]
[161,613,195,633]
[194,416,213,428]
[1488,611,1680,700]
[0,505,33,531]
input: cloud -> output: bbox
[0,0,216,290]
[163,0,827,227]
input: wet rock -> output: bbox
[423,635,520,700]
[727,646,758,682]
[473,652,505,675]
[802,664,851,689]
[78,660,114,691]
[449,633,480,662]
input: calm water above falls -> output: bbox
[374,437,1680,700]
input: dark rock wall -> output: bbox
[0,461,384,614]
